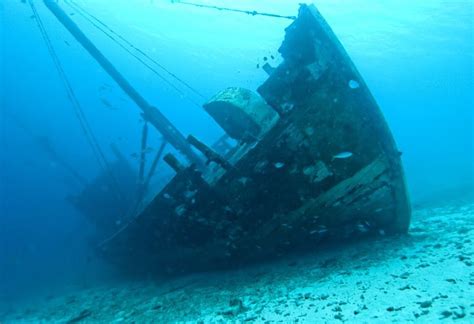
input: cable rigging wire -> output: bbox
[64,0,206,108]
[27,0,126,213]
[170,1,297,20]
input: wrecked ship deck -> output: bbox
[99,4,411,274]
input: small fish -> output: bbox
[100,98,117,110]
[332,151,353,160]
[274,162,285,169]
[64,40,70,46]
[141,147,154,154]
[98,83,112,91]
[263,56,268,61]
[313,225,328,235]
[130,153,139,159]
[270,55,275,60]
[101,98,112,107]
[256,63,260,69]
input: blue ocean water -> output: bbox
[0,0,473,312]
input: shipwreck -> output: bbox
[42,1,411,274]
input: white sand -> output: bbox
[1,199,473,323]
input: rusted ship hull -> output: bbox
[100,4,410,274]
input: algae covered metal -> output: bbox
[97,4,411,274]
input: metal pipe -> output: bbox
[138,122,149,183]
[187,135,232,170]
[164,153,184,173]
[144,139,167,190]
[43,0,202,166]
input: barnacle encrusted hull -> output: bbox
[100,4,411,274]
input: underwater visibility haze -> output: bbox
[0,0,473,322]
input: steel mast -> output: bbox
[43,0,202,166]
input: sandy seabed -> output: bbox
[1,198,473,323]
